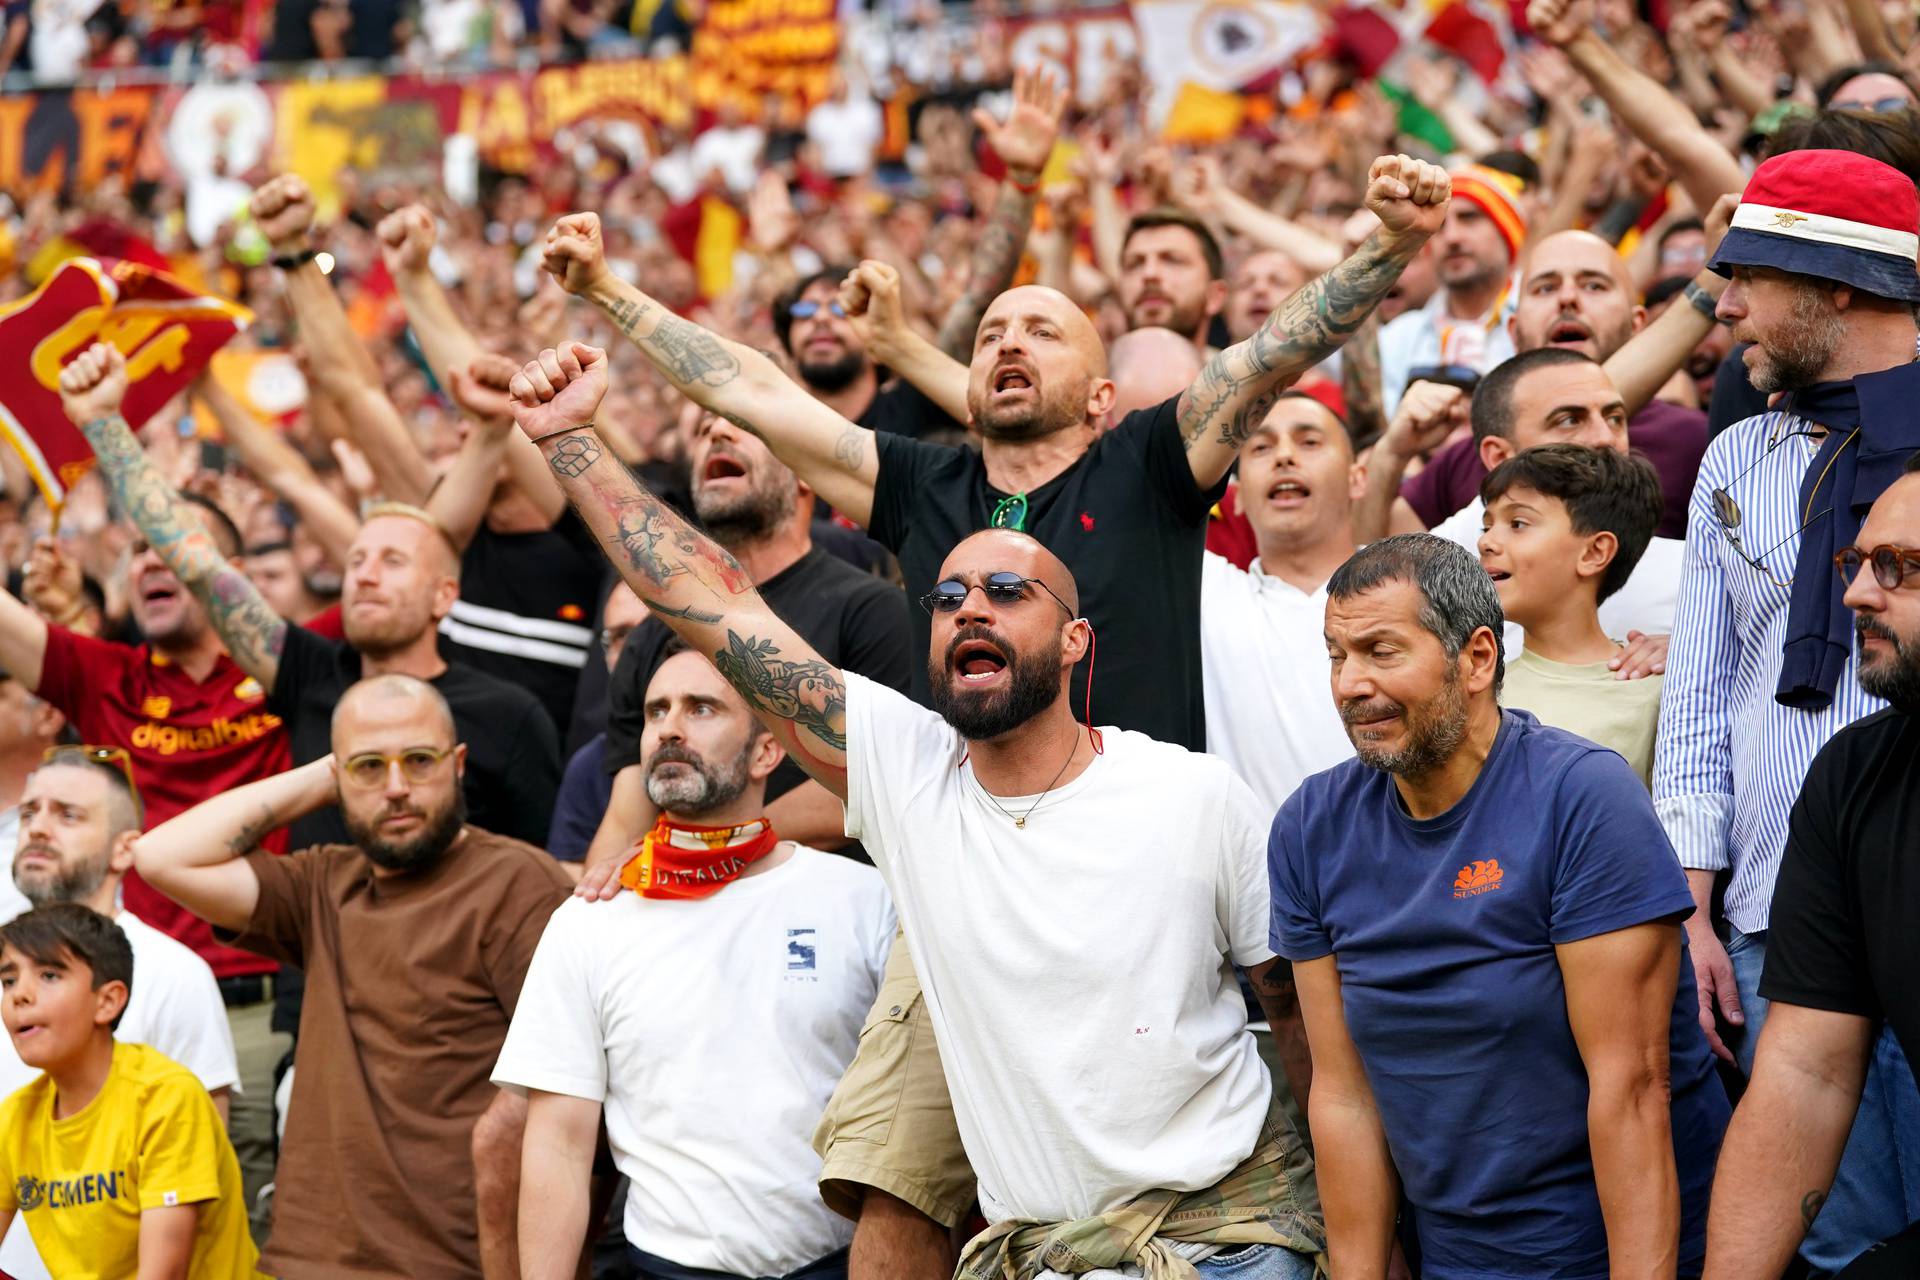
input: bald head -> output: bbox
[940,528,1081,616]
[1510,230,1644,361]
[331,673,458,752]
[968,287,1116,443]
[1106,327,1206,424]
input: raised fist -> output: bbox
[838,260,908,361]
[508,343,610,442]
[1384,379,1469,459]
[542,213,613,296]
[1364,155,1451,244]
[1526,0,1592,48]
[376,205,437,277]
[57,343,129,427]
[23,536,85,625]
[250,175,317,255]
[447,353,520,425]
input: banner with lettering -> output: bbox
[0,259,250,512]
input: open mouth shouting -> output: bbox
[990,363,1037,403]
[1545,313,1593,349]
[948,632,1011,689]
[1267,477,1311,510]
[703,453,749,484]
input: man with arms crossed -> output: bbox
[498,643,894,1279]
[1272,535,1727,1277]
[505,340,1326,1279]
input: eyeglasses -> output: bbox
[1710,426,1856,586]
[601,623,636,653]
[1832,96,1912,113]
[1834,544,1920,590]
[789,300,846,320]
[41,745,140,812]
[919,571,1074,617]
[340,747,456,788]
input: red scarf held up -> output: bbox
[619,816,780,900]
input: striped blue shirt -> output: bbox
[1652,409,1885,933]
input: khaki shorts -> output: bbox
[813,930,975,1229]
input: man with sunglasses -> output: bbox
[507,340,1326,1280]
[1656,148,1920,1272]
[133,673,571,1280]
[1704,457,1920,1277]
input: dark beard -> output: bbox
[1857,614,1920,712]
[927,625,1063,740]
[1341,667,1469,777]
[799,350,867,393]
[643,739,754,816]
[351,789,468,873]
[694,479,795,546]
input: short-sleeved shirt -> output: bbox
[0,1043,262,1279]
[870,395,1226,750]
[604,546,913,794]
[35,626,291,977]
[218,830,570,1278]
[1400,401,1708,540]
[1501,650,1663,785]
[440,515,605,733]
[1269,710,1728,1278]
[1763,707,1920,1072]
[268,623,560,851]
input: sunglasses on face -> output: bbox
[1832,96,1912,113]
[789,300,847,320]
[340,747,455,789]
[919,571,1074,617]
[1835,544,1920,590]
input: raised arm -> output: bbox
[841,261,970,424]
[1177,155,1450,488]
[132,757,337,932]
[251,176,436,504]
[1173,155,1345,276]
[196,375,360,567]
[933,66,1068,360]
[544,214,881,528]
[1529,0,1746,215]
[1559,922,1685,1278]
[378,205,566,522]
[57,345,288,689]
[429,355,523,551]
[506,342,850,798]
[1295,955,1399,1278]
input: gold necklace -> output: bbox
[978,732,1082,829]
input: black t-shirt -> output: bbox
[442,514,605,734]
[1762,707,1920,1073]
[268,624,562,851]
[870,394,1224,751]
[1709,343,1769,440]
[604,547,914,803]
[861,379,965,442]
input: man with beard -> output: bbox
[0,749,238,1280]
[1703,458,1920,1276]
[581,409,912,875]
[56,342,560,858]
[498,644,893,1280]
[550,154,1445,1277]
[509,340,1327,1280]
[1272,533,1728,1277]
[1655,149,1920,1273]
[132,674,572,1279]
[1116,209,1228,348]
[1376,164,1528,415]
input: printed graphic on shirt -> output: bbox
[786,928,817,977]
[1452,859,1505,898]
[15,1168,128,1209]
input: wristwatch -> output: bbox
[1683,280,1723,324]
[271,248,319,272]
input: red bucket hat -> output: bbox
[1709,149,1920,303]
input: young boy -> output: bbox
[1478,443,1667,783]
[0,904,261,1279]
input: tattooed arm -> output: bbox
[57,345,289,690]
[543,213,882,529]
[1177,156,1452,488]
[506,343,851,799]
[132,756,337,932]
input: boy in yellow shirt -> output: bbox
[1478,443,1667,783]
[0,904,262,1279]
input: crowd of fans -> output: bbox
[4,0,1920,1277]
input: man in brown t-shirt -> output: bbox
[132,673,571,1279]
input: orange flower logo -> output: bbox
[1453,859,1504,898]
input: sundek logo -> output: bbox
[1453,859,1505,898]
[16,1169,129,1210]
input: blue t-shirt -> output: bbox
[1268,710,1728,1279]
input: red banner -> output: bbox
[0,259,250,510]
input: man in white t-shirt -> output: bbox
[805,73,884,179]
[505,345,1325,1279]
[497,643,893,1280]
[0,746,238,1280]
[0,668,66,927]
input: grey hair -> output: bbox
[1327,534,1506,696]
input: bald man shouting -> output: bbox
[506,339,1327,1279]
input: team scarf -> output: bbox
[618,816,781,900]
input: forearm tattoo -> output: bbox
[79,415,287,674]
[831,425,866,473]
[600,294,740,388]
[713,630,848,751]
[1179,230,1411,451]
[936,185,1038,360]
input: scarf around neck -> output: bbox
[619,816,780,900]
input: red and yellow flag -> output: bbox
[0,258,250,513]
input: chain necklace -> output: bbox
[978,731,1082,829]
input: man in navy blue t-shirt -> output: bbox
[1269,534,1729,1279]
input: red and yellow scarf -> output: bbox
[619,816,781,900]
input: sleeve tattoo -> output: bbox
[713,630,849,751]
[1179,232,1408,451]
[600,295,741,388]
[936,185,1038,359]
